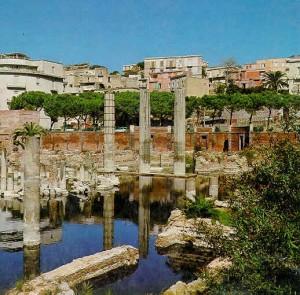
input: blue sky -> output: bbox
[0,0,299,71]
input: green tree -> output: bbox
[206,142,300,294]
[201,94,226,126]
[150,91,174,126]
[55,94,80,131]
[244,93,265,124]
[223,93,244,125]
[115,91,139,126]
[263,71,288,93]
[262,91,283,129]
[10,91,51,111]
[43,95,61,130]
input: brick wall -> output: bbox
[39,130,298,153]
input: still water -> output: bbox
[0,175,223,294]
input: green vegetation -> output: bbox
[205,142,300,294]
[184,196,232,226]
[75,282,93,295]
[263,71,289,92]
[15,279,25,291]
[9,85,300,132]
[13,122,46,148]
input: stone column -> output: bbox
[1,148,7,191]
[59,162,66,190]
[138,176,151,258]
[104,92,115,172]
[174,88,186,176]
[79,165,85,181]
[228,125,232,153]
[23,137,41,246]
[139,89,151,173]
[249,123,253,146]
[209,175,219,199]
[103,191,114,250]
[7,171,14,191]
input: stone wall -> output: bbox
[40,129,298,153]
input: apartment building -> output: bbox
[206,66,240,93]
[64,63,140,93]
[63,63,110,93]
[287,55,300,94]
[238,58,288,89]
[0,53,64,110]
[144,55,207,77]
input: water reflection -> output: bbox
[138,176,151,258]
[0,175,228,294]
[103,191,114,251]
[23,244,40,280]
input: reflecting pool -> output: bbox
[0,175,225,294]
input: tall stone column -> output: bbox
[104,92,115,172]
[1,148,7,191]
[139,89,151,173]
[209,175,219,199]
[228,125,232,153]
[138,176,151,258]
[23,137,41,246]
[103,191,114,250]
[174,88,186,175]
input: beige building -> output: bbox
[0,53,64,110]
[170,74,209,97]
[244,58,288,73]
[64,63,140,93]
[206,66,240,93]
[144,55,207,78]
[63,63,110,93]
[287,55,300,94]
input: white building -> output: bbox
[0,53,64,110]
[287,55,300,94]
[144,55,207,78]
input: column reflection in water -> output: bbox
[209,175,219,199]
[103,191,115,250]
[48,198,64,228]
[172,177,186,208]
[186,177,196,201]
[23,244,40,280]
[138,176,151,258]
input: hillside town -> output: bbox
[0,1,300,295]
[1,52,300,108]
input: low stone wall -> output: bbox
[7,245,139,295]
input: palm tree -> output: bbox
[263,71,288,93]
[13,122,46,246]
[13,122,46,148]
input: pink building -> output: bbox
[148,71,184,92]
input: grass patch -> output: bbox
[184,196,232,226]
[15,279,25,291]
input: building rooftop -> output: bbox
[144,54,203,60]
[0,52,29,60]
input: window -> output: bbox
[160,60,164,67]
[150,61,155,69]
[298,67,300,75]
